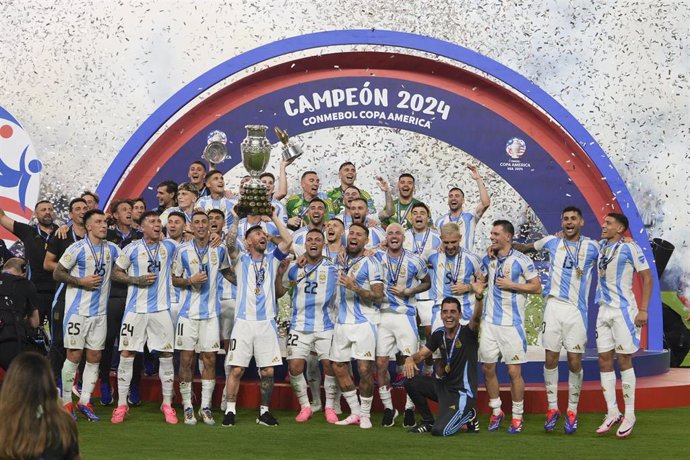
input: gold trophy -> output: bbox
[274,127,303,164]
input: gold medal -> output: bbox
[576,267,583,277]
[444,364,451,373]
[599,269,606,277]
[255,287,261,295]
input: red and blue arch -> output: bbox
[97,29,662,352]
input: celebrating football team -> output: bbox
[0,156,653,440]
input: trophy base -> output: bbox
[236,184,273,218]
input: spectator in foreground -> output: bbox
[0,352,81,460]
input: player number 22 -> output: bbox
[303,281,318,295]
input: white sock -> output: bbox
[343,390,360,416]
[620,368,636,419]
[201,379,215,409]
[79,362,99,405]
[324,375,338,409]
[544,366,559,410]
[567,369,583,413]
[378,386,393,410]
[225,401,236,415]
[306,355,322,407]
[489,397,502,416]
[512,400,524,420]
[260,405,269,415]
[180,381,193,409]
[117,356,134,407]
[159,357,174,405]
[600,371,619,416]
[405,394,415,410]
[61,360,78,405]
[360,396,373,418]
[289,372,310,408]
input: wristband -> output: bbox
[475,293,484,301]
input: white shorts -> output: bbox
[417,299,434,327]
[170,302,181,325]
[175,316,221,353]
[540,297,588,353]
[376,311,419,357]
[479,322,527,364]
[119,310,174,353]
[287,329,334,361]
[596,304,641,354]
[63,314,106,350]
[220,298,236,340]
[225,319,282,368]
[330,322,377,362]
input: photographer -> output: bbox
[0,258,40,370]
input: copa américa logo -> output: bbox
[0,105,42,228]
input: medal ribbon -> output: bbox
[598,240,622,272]
[413,229,430,255]
[444,326,462,372]
[193,240,209,273]
[295,259,324,285]
[494,249,513,283]
[252,254,266,290]
[143,241,161,273]
[345,255,365,274]
[85,237,104,275]
[562,237,582,273]
[386,252,405,286]
[396,201,412,225]
[448,250,463,284]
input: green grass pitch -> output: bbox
[77,404,690,459]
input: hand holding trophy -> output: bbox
[235,125,273,218]
[274,127,303,164]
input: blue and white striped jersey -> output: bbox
[195,196,237,231]
[117,239,177,314]
[172,241,230,320]
[595,239,649,310]
[481,250,539,327]
[334,255,384,324]
[373,249,428,316]
[435,211,478,251]
[283,259,339,332]
[234,247,289,321]
[59,238,121,317]
[534,236,599,313]
[426,250,482,321]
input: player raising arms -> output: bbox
[172,211,235,426]
[594,213,652,438]
[110,211,179,424]
[222,208,292,427]
[276,229,339,423]
[55,210,121,422]
[330,223,385,429]
[435,164,490,251]
[480,220,541,434]
[513,206,599,433]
